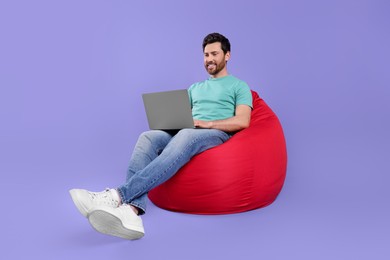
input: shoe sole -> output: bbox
[69,190,88,217]
[88,210,144,240]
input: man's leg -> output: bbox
[124,130,173,214]
[117,128,231,213]
[87,128,230,240]
[69,130,173,217]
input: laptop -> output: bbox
[142,89,195,130]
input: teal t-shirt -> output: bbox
[188,75,252,121]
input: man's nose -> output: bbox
[205,57,214,63]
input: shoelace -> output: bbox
[89,188,119,206]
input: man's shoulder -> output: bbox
[188,79,207,92]
[189,80,206,87]
[228,75,250,90]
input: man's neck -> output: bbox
[210,70,229,79]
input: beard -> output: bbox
[205,60,226,76]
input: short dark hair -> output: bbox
[202,33,231,54]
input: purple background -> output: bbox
[1,0,389,259]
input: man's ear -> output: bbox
[225,51,231,62]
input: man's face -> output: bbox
[204,42,230,77]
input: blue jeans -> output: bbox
[117,128,231,215]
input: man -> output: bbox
[70,32,253,240]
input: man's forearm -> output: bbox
[193,105,252,132]
[194,115,250,132]
[211,115,250,132]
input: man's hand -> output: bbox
[194,119,213,129]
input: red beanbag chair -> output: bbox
[148,91,287,214]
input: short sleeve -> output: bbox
[235,82,253,108]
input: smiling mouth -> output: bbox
[207,64,216,70]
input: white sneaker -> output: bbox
[88,204,145,240]
[69,188,121,217]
